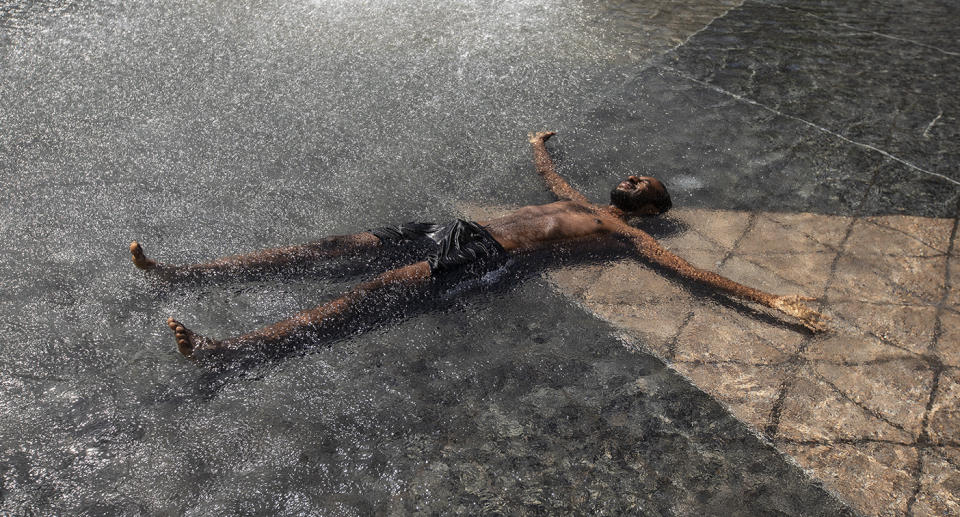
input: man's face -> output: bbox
[611,176,666,215]
[616,176,657,196]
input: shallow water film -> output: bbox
[2,0,958,514]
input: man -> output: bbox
[131,131,826,360]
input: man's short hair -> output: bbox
[610,184,672,214]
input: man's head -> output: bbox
[610,176,671,215]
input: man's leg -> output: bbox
[167,260,433,359]
[130,232,382,277]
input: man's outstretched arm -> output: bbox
[618,225,828,332]
[528,131,591,205]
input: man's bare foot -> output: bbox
[167,317,219,359]
[130,241,159,270]
[528,130,556,144]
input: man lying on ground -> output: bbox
[131,131,827,361]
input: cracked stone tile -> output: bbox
[665,247,729,275]
[812,357,933,440]
[581,261,687,306]
[948,255,960,309]
[597,0,743,58]
[661,222,728,254]
[586,301,691,359]
[738,215,838,255]
[828,252,946,305]
[455,201,515,222]
[936,310,960,367]
[860,165,960,220]
[805,331,919,364]
[735,250,836,296]
[928,368,960,446]
[935,446,960,470]
[776,366,913,443]
[667,208,751,250]
[765,212,853,250]
[778,442,917,517]
[678,363,784,431]
[718,254,806,294]
[827,301,937,356]
[846,216,953,257]
[912,449,960,517]
[673,308,792,364]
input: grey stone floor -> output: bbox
[3,0,958,514]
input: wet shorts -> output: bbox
[370,220,506,276]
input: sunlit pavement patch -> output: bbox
[539,208,960,517]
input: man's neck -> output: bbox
[605,205,628,220]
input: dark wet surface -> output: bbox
[3,0,957,513]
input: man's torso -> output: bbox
[480,200,620,252]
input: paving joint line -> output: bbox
[768,3,960,58]
[665,310,695,361]
[657,65,960,188]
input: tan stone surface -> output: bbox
[459,204,959,517]
[913,449,960,517]
[848,217,953,257]
[928,368,960,446]
[717,254,804,293]
[829,301,936,355]
[738,215,837,255]
[829,252,946,305]
[586,301,690,358]
[812,358,933,439]
[804,332,916,364]
[678,362,784,429]
[950,254,960,309]
[673,309,792,364]
[740,250,836,294]
[581,261,685,306]
[765,212,853,250]
[937,310,960,367]
[779,442,917,516]
[776,368,913,443]
[669,208,751,250]
[544,264,605,298]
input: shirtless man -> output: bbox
[131,131,826,360]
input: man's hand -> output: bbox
[773,295,830,332]
[528,131,556,144]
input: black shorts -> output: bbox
[370,220,506,276]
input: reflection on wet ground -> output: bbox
[2,0,958,514]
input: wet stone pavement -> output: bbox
[2,0,958,514]
[514,0,960,515]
